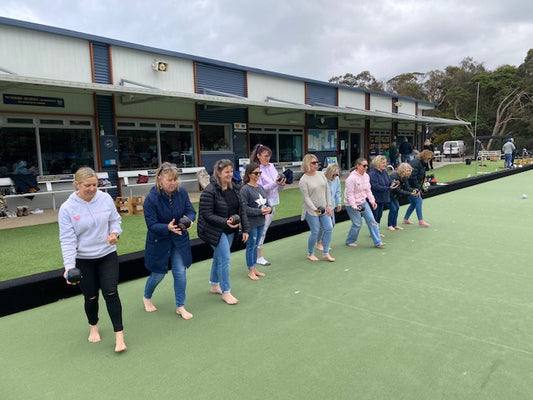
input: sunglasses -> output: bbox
[251,171,262,176]
[310,161,319,165]
[158,163,178,175]
[361,164,369,168]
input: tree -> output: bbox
[385,72,426,100]
[328,71,384,91]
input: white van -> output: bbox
[442,140,466,157]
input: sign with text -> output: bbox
[308,129,337,151]
[3,94,65,107]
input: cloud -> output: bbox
[2,0,533,83]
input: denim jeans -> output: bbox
[504,153,513,168]
[246,225,265,268]
[144,247,187,307]
[404,194,423,221]
[317,213,335,244]
[257,206,275,248]
[345,203,381,246]
[210,232,234,293]
[305,211,333,255]
[387,198,400,227]
[372,203,386,224]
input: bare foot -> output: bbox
[418,220,431,227]
[176,306,193,320]
[248,270,260,280]
[253,268,266,277]
[322,254,336,262]
[221,292,239,305]
[143,297,157,312]
[402,219,414,225]
[394,226,404,230]
[375,242,387,248]
[380,233,385,238]
[387,226,396,231]
[316,243,324,251]
[88,324,101,343]
[306,254,319,261]
[114,331,127,353]
[210,284,222,294]
[346,243,358,247]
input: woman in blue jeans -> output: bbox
[240,162,272,280]
[403,150,433,227]
[388,162,413,230]
[197,159,250,305]
[299,154,335,262]
[143,163,197,319]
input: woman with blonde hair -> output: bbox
[142,162,197,319]
[316,163,341,252]
[403,150,434,227]
[387,162,413,230]
[299,154,335,262]
[368,155,392,229]
[58,166,126,352]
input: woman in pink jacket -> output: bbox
[344,158,386,248]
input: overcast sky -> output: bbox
[3,0,533,83]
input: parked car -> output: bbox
[442,140,466,157]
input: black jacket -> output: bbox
[390,172,414,200]
[408,158,427,189]
[197,176,250,247]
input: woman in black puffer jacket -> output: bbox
[197,159,250,305]
[402,149,433,227]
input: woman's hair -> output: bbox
[324,163,340,180]
[155,162,179,194]
[397,162,412,177]
[301,153,318,172]
[418,149,434,163]
[242,162,260,185]
[349,157,367,173]
[213,159,235,189]
[424,138,431,146]
[250,143,272,164]
[371,155,387,168]
[73,166,97,188]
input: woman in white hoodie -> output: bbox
[58,167,126,353]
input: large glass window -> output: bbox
[117,129,157,170]
[160,130,195,168]
[40,128,93,174]
[0,117,95,176]
[199,124,231,151]
[250,126,303,163]
[0,126,37,176]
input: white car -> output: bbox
[442,140,466,157]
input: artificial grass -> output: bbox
[1,171,533,399]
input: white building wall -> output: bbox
[248,107,305,125]
[370,94,392,112]
[111,47,195,93]
[398,102,416,115]
[247,73,305,104]
[338,89,366,110]
[0,25,92,82]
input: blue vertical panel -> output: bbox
[306,83,337,106]
[92,42,111,84]
[95,95,118,196]
[196,63,246,96]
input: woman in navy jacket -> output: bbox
[142,163,196,319]
[368,155,392,227]
[197,159,250,305]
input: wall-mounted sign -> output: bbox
[233,122,247,132]
[308,129,337,151]
[3,94,65,107]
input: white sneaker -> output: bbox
[256,257,271,266]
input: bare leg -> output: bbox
[114,331,127,353]
[88,324,101,343]
[210,284,222,294]
[176,306,193,320]
[143,297,157,312]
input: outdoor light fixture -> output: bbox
[152,61,169,72]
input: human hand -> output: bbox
[242,232,249,243]
[168,218,181,235]
[107,232,119,245]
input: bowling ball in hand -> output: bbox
[230,214,241,225]
[317,206,326,215]
[356,205,365,213]
[66,268,82,284]
[178,216,192,230]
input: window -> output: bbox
[160,130,195,167]
[117,129,157,170]
[0,127,37,176]
[250,126,304,163]
[40,128,94,174]
[199,124,231,151]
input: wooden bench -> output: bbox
[477,150,503,161]
[118,167,206,197]
[0,172,116,210]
